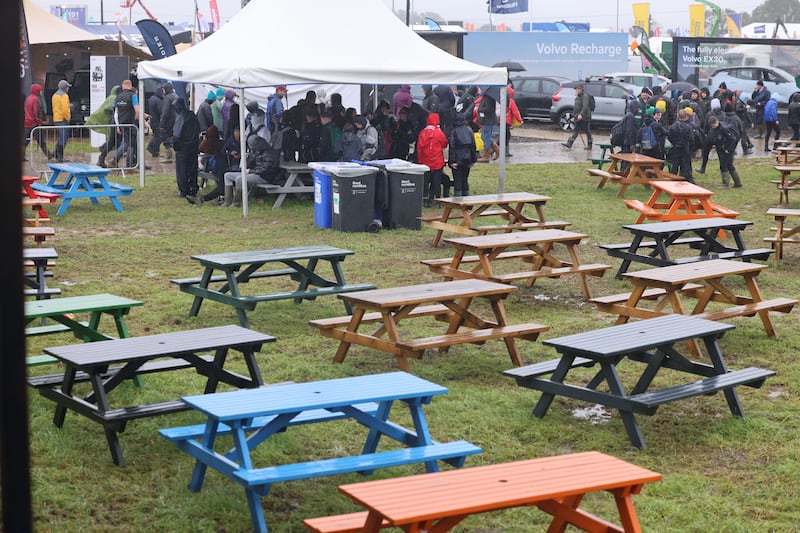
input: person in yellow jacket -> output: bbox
[51,79,71,161]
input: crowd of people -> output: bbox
[138,83,522,207]
[565,78,798,189]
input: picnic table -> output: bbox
[773,142,800,165]
[30,325,274,466]
[623,180,739,224]
[422,192,566,247]
[424,229,610,300]
[24,293,144,369]
[589,141,615,169]
[306,451,662,533]
[504,314,775,448]
[309,279,548,371]
[601,218,773,279]
[590,259,797,338]
[22,197,51,226]
[33,162,134,215]
[22,174,60,218]
[159,371,482,533]
[254,161,314,209]
[764,207,800,266]
[171,245,375,328]
[23,247,60,300]
[588,152,680,197]
[771,165,800,205]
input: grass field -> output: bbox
[19,157,800,532]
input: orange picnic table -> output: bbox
[589,153,681,197]
[624,181,739,224]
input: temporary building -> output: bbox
[136,0,509,215]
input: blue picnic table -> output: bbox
[33,162,135,215]
[159,371,482,533]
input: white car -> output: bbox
[601,72,671,91]
[708,66,800,104]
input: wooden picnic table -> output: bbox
[771,165,800,205]
[591,259,797,337]
[764,207,800,266]
[623,180,739,224]
[309,279,548,371]
[425,229,610,300]
[159,372,481,533]
[589,152,680,197]
[773,143,800,165]
[30,325,274,467]
[33,162,134,215]
[600,218,773,279]
[171,245,375,328]
[23,247,60,300]
[423,192,562,247]
[254,161,314,209]
[504,314,775,448]
[306,451,662,533]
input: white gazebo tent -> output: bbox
[136,0,508,216]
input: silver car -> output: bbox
[708,66,800,104]
[550,80,637,131]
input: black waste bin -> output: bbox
[331,167,379,232]
[365,159,429,230]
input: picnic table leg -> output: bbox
[601,362,647,449]
[53,366,77,428]
[189,420,220,491]
[701,335,745,418]
[614,235,645,279]
[293,258,318,303]
[532,354,577,418]
[245,488,269,533]
[332,308,365,363]
[224,270,251,328]
[188,268,215,318]
[431,206,454,247]
[612,487,646,533]
[89,372,127,467]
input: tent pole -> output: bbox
[138,78,146,187]
[240,88,249,217]
[498,85,506,193]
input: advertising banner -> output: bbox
[632,3,650,36]
[689,4,705,37]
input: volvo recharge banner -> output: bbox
[464,32,628,79]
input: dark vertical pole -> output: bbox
[405,0,410,26]
[100,0,105,24]
[0,1,33,533]
[3,1,32,532]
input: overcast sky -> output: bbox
[31,0,763,31]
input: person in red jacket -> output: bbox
[23,83,52,160]
[416,113,449,207]
[504,85,523,157]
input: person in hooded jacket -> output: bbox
[172,98,202,202]
[146,85,164,157]
[434,85,456,135]
[211,86,225,131]
[696,98,726,174]
[620,99,639,156]
[221,89,237,135]
[707,115,742,188]
[667,108,696,183]
[159,82,179,162]
[51,79,71,161]
[24,83,52,160]
[197,90,215,133]
[763,93,780,152]
[197,124,226,204]
[392,85,413,117]
[329,92,346,129]
[300,107,323,163]
[391,107,414,160]
[503,86,523,157]
[354,115,379,160]
[417,112,449,206]
[722,100,750,155]
[448,112,477,197]
[221,135,282,207]
[638,106,667,160]
[336,122,362,162]
[788,93,800,141]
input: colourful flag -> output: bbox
[632,3,650,36]
[489,0,529,15]
[209,0,220,31]
[689,4,705,36]
[726,14,741,37]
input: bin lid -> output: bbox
[363,158,430,173]
[308,161,380,177]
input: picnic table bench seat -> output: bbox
[600,237,705,252]
[420,249,540,268]
[309,304,452,329]
[490,263,610,283]
[587,168,623,188]
[418,209,509,223]
[23,226,55,246]
[669,248,774,264]
[693,297,797,322]
[623,198,661,218]
[470,220,571,234]
[590,283,705,307]
[395,322,547,352]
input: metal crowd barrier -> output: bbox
[27,124,142,175]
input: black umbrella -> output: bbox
[664,81,697,94]
[481,85,502,103]
[492,61,526,72]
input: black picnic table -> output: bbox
[504,314,775,448]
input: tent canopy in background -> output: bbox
[136,0,507,88]
[136,0,508,214]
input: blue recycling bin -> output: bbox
[308,162,364,229]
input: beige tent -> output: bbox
[23,0,150,83]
